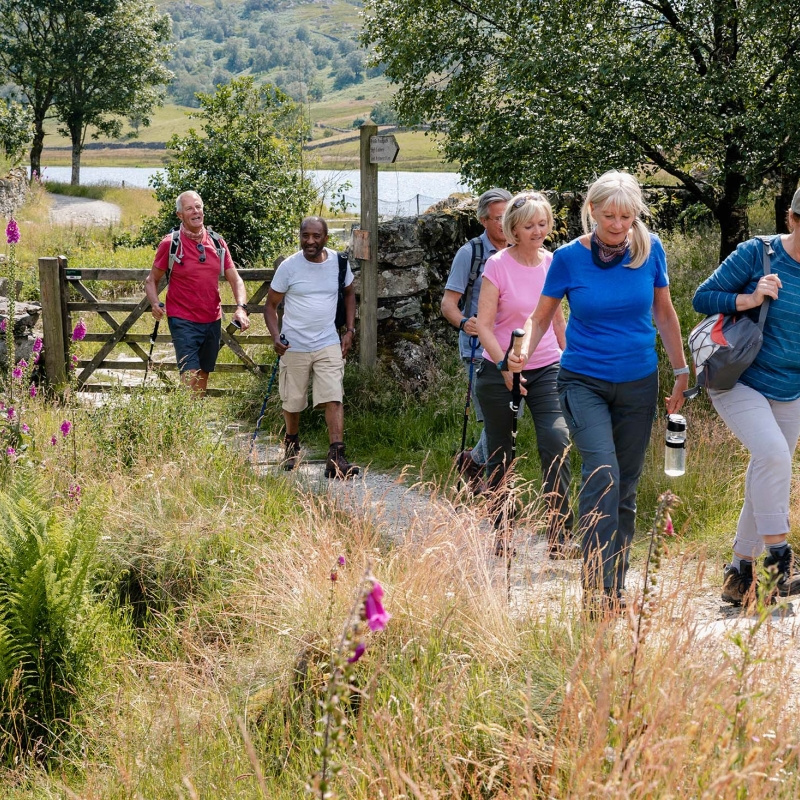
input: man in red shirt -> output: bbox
[145,191,250,395]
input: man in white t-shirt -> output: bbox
[264,217,359,478]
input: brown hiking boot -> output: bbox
[456,449,486,494]
[283,434,300,471]
[547,534,582,561]
[325,442,359,479]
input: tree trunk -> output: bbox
[775,169,800,234]
[29,119,45,180]
[716,199,749,261]
[70,127,82,186]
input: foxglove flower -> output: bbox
[50,435,57,446]
[6,446,15,457]
[12,367,22,380]
[29,385,36,398]
[60,420,72,437]
[71,319,87,342]
[21,423,29,433]
[6,407,14,420]
[32,338,42,354]
[347,643,366,664]
[5,218,19,245]
[0,319,5,333]
[364,581,390,631]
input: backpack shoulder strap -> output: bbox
[459,236,485,314]
[166,227,182,281]
[337,252,348,288]
[207,227,227,278]
[755,236,774,328]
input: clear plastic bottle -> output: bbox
[665,414,687,477]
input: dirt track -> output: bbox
[49,193,121,227]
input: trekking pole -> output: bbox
[249,334,288,457]
[458,335,479,487]
[143,302,165,384]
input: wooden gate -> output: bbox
[38,255,279,396]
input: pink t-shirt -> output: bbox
[481,247,562,369]
[153,229,235,323]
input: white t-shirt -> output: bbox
[271,247,354,352]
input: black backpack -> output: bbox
[457,237,485,314]
[334,252,348,330]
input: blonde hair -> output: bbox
[502,191,554,244]
[581,171,651,269]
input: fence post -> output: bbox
[359,122,378,369]
[38,256,68,388]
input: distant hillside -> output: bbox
[158,0,378,111]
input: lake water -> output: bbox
[35,166,471,216]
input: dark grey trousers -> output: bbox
[475,361,573,536]
[557,368,659,593]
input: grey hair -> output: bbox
[476,188,512,222]
[176,191,202,213]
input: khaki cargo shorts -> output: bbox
[279,344,344,412]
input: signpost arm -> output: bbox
[359,121,378,369]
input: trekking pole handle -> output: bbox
[149,303,165,345]
[511,328,524,357]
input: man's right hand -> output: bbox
[273,335,289,356]
[151,302,165,321]
[462,315,479,336]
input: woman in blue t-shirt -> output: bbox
[508,171,689,615]
[693,190,800,608]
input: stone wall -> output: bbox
[0,167,29,217]
[351,187,696,365]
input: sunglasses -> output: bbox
[196,243,206,262]
[512,192,545,209]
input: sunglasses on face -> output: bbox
[196,243,206,262]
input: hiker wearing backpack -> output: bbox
[693,189,800,607]
[441,188,512,493]
[145,190,250,396]
[264,216,360,479]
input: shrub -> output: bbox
[0,472,103,762]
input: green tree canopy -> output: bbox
[141,77,317,267]
[363,0,800,257]
[0,98,33,165]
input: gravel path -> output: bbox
[49,193,121,226]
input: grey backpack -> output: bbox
[684,236,774,399]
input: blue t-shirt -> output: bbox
[542,235,669,383]
[693,236,800,401]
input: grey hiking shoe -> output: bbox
[721,561,754,606]
[763,545,800,597]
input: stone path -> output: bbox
[49,194,121,227]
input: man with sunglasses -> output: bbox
[441,188,512,493]
[145,190,250,395]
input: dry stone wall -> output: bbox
[0,168,29,217]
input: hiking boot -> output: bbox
[583,587,627,620]
[548,533,582,561]
[763,545,800,597]
[283,434,300,471]
[493,533,516,558]
[325,442,360,479]
[721,561,755,606]
[456,449,486,494]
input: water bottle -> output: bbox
[664,414,687,477]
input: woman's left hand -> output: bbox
[665,374,689,414]
[503,370,527,394]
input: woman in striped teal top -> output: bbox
[693,189,800,607]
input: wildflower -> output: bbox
[18,359,27,369]
[60,420,72,437]
[330,571,338,582]
[5,218,20,245]
[12,367,22,380]
[29,385,36,398]
[338,555,346,566]
[0,319,5,333]
[6,407,14,420]
[32,338,42,354]
[21,423,29,433]
[6,446,15,457]
[50,435,57,446]
[364,581,390,631]
[347,643,366,664]
[68,484,81,500]
[71,319,87,342]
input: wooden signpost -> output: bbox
[357,124,400,369]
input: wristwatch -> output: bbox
[459,317,469,331]
[345,328,356,334]
[236,303,248,312]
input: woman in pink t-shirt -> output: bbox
[475,192,575,558]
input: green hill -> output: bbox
[38,0,453,171]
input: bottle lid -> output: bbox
[666,414,687,432]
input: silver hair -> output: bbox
[176,191,202,213]
[476,188,512,222]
